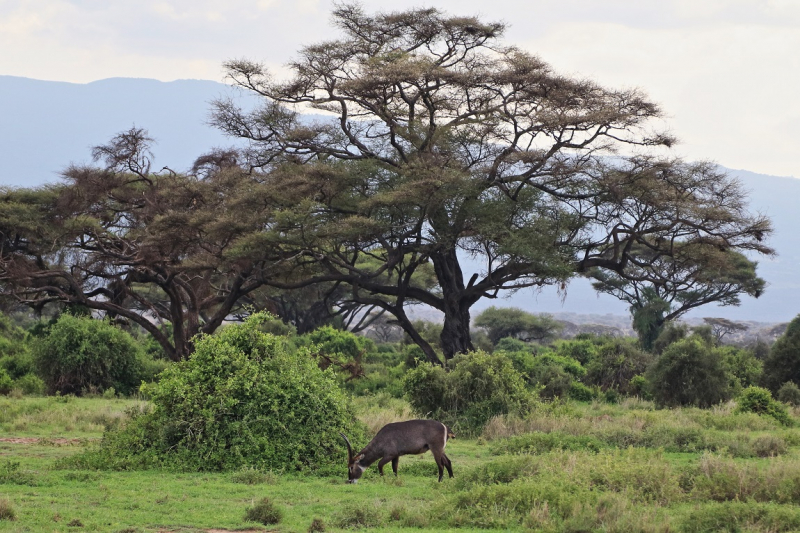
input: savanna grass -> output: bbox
[0,396,143,437]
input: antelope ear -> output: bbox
[354,453,365,462]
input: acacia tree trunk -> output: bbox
[431,248,475,360]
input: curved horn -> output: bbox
[339,432,353,462]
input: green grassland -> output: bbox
[3,396,800,532]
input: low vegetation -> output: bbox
[2,294,800,531]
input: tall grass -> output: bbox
[351,392,416,435]
[0,396,145,437]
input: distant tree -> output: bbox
[703,317,749,344]
[212,4,772,362]
[474,306,562,345]
[590,248,767,351]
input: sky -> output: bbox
[2,0,799,179]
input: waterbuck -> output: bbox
[339,419,454,483]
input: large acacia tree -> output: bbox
[212,4,772,362]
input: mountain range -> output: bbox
[1,75,798,325]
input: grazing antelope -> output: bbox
[339,419,454,483]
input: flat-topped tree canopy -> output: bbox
[212,3,772,361]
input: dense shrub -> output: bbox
[0,369,12,395]
[508,351,585,400]
[404,350,536,433]
[244,497,283,525]
[652,322,689,355]
[303,325,374,360]
[735,386,792,426]
[778,381,800,406]
[583,338,651,395]
[494,337,531,354]
[762,315,800,392]
[32,314,147,395]
[568,382,598,402]
[720,346,763,391]
[551,337,599,365]
[528,360,574,400]
[13,373,45,395]
[647,336,733,408]
[0,314,33,381]
[752,435,788,457]
[67,314,364,472]
[345,361,405,397]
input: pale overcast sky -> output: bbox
[2,0,799,178]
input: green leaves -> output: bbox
[80,313,363,472]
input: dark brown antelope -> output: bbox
[339,419,454,483]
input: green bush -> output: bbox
[721,346,763,391]
[404,351,536,433]
[762,315,800,392]
[0,369,12,395]
[568,382,598,402]
[528,359,575,400]
[494,337,531,354]
[244,497,282,525]
[735,386,792,426]
[303,325,374,360]
[752,435,788,457]
[552,337,599,365]
[647,336,733,408]
[778,381,800,406]
[583,338,652,395]
[0,315,33,381]
[32,314,146,395]
[13,373,45,396]
[345,361,405,397]
[513,352,586,400]
[66,313,363,472]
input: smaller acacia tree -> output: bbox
[0,129,297,360]
[590,247,767,351]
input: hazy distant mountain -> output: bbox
[0,75,260,186]
[1,76,798,324]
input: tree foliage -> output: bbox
[211,4,772,361]
[762,314,800,393]
[0,132,294,360]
